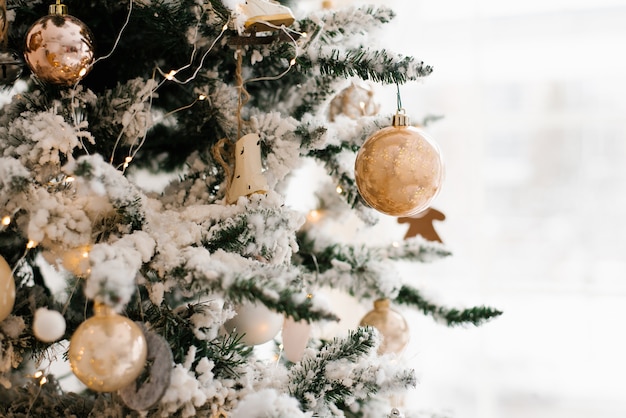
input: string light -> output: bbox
[336,186,343,194]
[198,94,207,101]
[33,371,43,379]
[392,241,400,248]
[26,240,37,249]
[1,216,10,226]
[306,209,322,223]
[64,176,75,183]
[165,70,177,80]
[122,156,133,170]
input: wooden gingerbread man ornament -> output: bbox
[397,208,445,243]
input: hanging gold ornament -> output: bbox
[68,303,147,392]
[0,255,15,322]
[328,81,380,122]
[359,299,409,355]
[23,1,95,86]
[354,110,444,217]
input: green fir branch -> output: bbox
[395,285,503,326]
[225,278,339,323]
[131,300,253,378]
[288,327,378,408]
[315,48,433,85]
[385,236,453,262]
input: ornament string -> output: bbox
[212,137,234,194]
[396,83,403,112]
[235,47,250,140]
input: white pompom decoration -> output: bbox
[224,302,283,346]
[282,317,310,363]
[33,308,66,342]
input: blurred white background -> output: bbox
[363,1,626,417]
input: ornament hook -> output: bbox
[49,0,68,15]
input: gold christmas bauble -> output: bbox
[328,82,380,122]
[354,112,443,217]
[360,299,409,354]
[24,10,95,86]
[69,304,147,392]
[0,255,15,322]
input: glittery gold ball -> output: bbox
[328,82,380,122]
[69,304,147,392]
[354,124,443,216]
[24,14,95,86]
[0,255,16,322]
[360,299,409,355]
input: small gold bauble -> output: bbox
[0,255,16,322]
[69,303,147,392]
[24,12,95,86]
[360,299,409,354]
[354,112,443,217]
[328,82,380,122]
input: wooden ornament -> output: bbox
[397,208,445,243]
[119,323,173,411]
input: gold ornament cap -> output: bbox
[392,109,410,127]
[49,1,68,15]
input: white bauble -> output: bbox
[224,302,284,346]
[282,317,310,363]
[0,255,15,322]
[33,307,66,342]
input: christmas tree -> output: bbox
[0,1,501,416]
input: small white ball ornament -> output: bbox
[224,301,284,346]
[33,307,66,342]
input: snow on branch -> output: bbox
[395,285,503,326]
[288,327,416,415]
[316,47,433,85]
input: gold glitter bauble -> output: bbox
[360,299,409,354]
[354,111,443,216]
[328,82,380,122]
[0,255,15,322]
[24,11,95,86]
[69,304,147,392]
